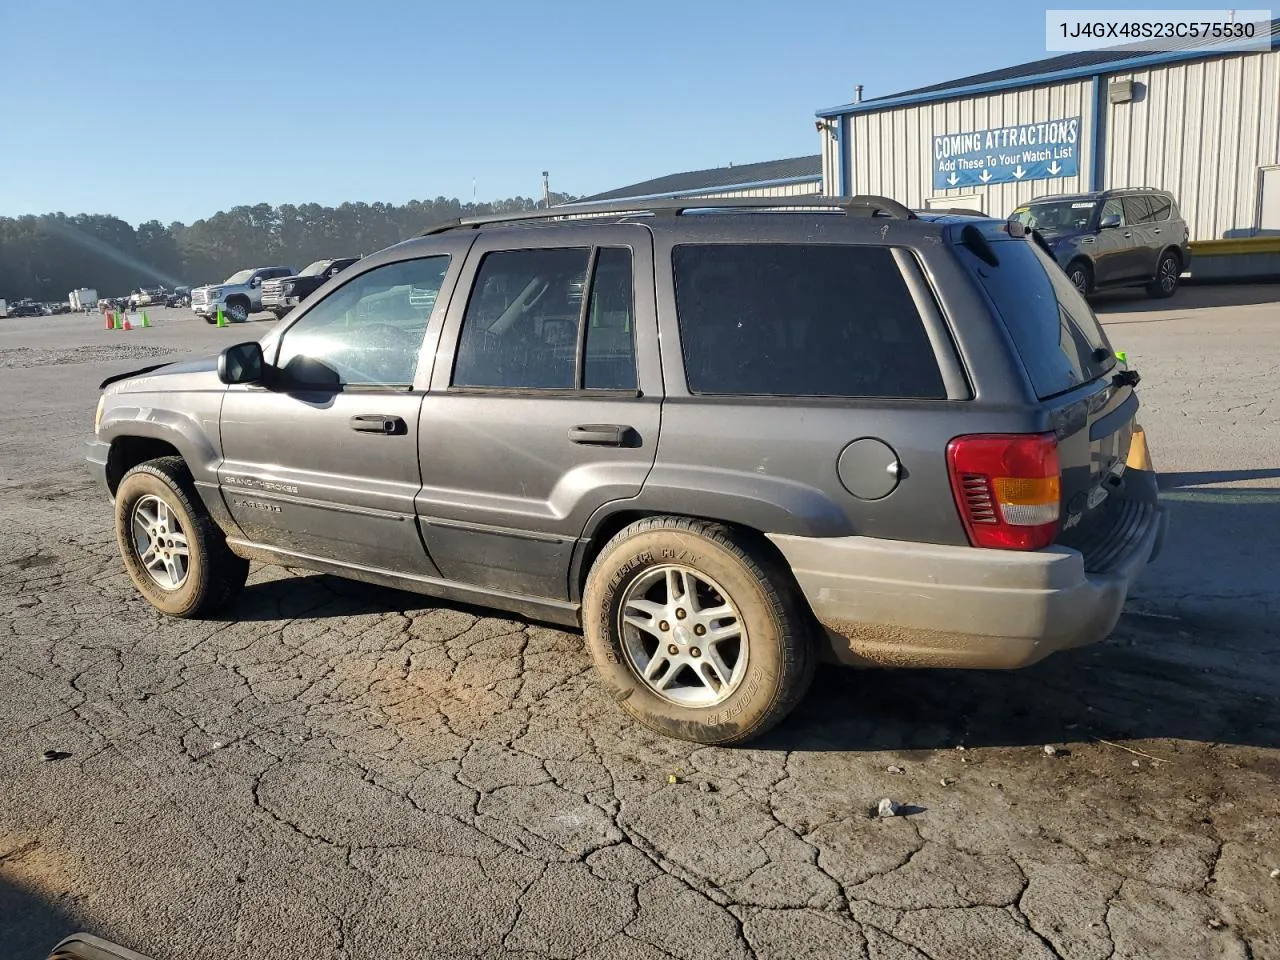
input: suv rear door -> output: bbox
[1121,195,1160,279]
[416,223,661,600]
[956,227,1131,539]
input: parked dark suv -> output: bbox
[1010,188,1190,298]
[261,257,361,320]
[87,196,1167,744]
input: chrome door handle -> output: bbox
[568,424,634,446]
[350,415,406,435]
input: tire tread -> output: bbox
[118,456,248,617]
[588,515,815,745]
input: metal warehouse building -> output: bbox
[581,156,821,204]
[816,20,1280,240]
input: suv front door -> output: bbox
[217,251,461,574]
[417,224,661,600]
[1092,197,1137,285]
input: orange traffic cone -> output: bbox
[104,309,113,330]
[122,313,132,331]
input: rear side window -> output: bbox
[1148,195,1173,221]
[671,244,946,398]
[958,236,1114,399]
[453,247,637,391]
[1122,196,1154,224]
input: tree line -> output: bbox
[0,193,579,302]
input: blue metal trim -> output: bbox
[596,175,823,205]
[815,37,1280,118]
[834,118,849,195]
[1090,75,1106,191]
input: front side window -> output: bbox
[672,243,945,398]
[275,256,450,388]
[452,247,637,391]
[1100,198,1126,226]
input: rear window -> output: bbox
[958,234,1115,398]
[671,244,946,398]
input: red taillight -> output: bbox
[946,433,1061,550]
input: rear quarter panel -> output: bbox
[638,218,1048,547]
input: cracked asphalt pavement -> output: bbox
[2,291,1278,960]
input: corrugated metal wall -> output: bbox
[843,80,1096,215]
[823,48,1280,239]
[1103,48,1280,240]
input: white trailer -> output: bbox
[0,299,8,318]
[69,288,98,311]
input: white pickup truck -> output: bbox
[190,266,295,323]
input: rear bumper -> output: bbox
[769,483,1167,670]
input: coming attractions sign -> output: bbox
[932,116,1081,190]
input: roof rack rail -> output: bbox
[416,194,916,237]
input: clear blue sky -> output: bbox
[0,0,1176,225]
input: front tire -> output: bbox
[1066,259,1093,296]
[225,300,249,323]
[1147,251,1180,298]
[582,517,814,745]
[114,457,249,617]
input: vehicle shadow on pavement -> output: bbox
[1092,283,1280,314]
[0,874,77,960]
[231,554,1279,756]
[1158,467,1280,487]
[768,471,1280,754]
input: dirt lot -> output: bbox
[1,293,1277,960]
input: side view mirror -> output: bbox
[250,276,261,288]
[217,341,264,384]
[1099,214,1122,229]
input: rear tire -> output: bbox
[582,517,815,745]
[114,457,249,617]
[1066,259,1093,296]
[1146,251,1180,298]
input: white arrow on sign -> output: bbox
[947,172,959,186]
[1048,160,1062,175]
[1012,165,1026,179]
[979,169,992,183]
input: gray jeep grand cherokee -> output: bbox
[87,196,1167,744]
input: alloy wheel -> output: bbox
[130,495,190,590]
[618,565,748,707]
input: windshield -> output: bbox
[1011,200,1098,232]
[223,269,255,284]
[299,260,333,277]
